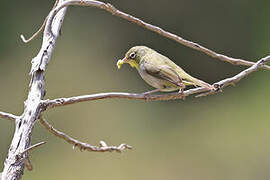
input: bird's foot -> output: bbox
[178,88,185,100]
[142,89,160,102]
[213,83,222,92]
[143,92,151,102]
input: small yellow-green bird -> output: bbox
[117,46,215,94]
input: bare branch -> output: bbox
[17,142,46,158]
[2,0,67,179]
[20,0,59,43]
[0,111,18,121]
[20,18,47,43]
[12,142,46,172]
[196,55,270,97]
[39,117,132,152]
[41,55,270,108]
[45,0,270,70]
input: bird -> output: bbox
[117,46,215,95]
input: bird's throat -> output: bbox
[128,60,139,70]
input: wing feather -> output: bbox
[142,58,183,87]
[142,52,215,89]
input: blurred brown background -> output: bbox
[0,0,270,179]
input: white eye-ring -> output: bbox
[129,52,136,59]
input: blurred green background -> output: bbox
[1,0,270,179]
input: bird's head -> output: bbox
[117,46,151,70]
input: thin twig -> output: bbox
[14,142,46,171]
[20,18,47,43]
[20,0,59,43]
[196,55,270,97]
[39,117,132,152]
[0,111,18,121]
[17,142,46,158]
[41,55,270,108]
[45,0,270,70]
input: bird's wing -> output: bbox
[142,59,183,87]
[143,52,214,89]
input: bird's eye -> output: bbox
[129,52,136,59]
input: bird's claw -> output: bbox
[213,84,222,92]
[178,88,185,100]
[143,92,151,102]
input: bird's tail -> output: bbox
[176,67,215,90]
[192,78,215,90]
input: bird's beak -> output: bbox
[117,57,128,69]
